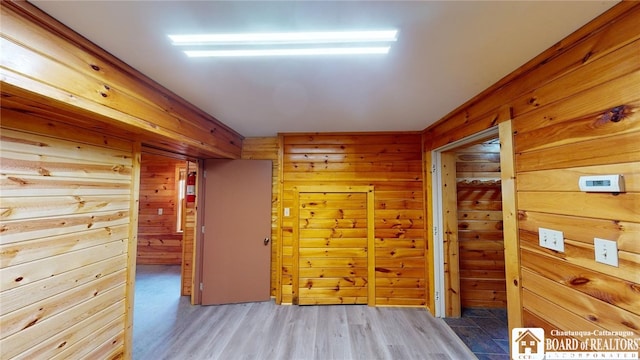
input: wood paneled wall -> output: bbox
[279,133,426,306]
[0,110,136,359]
[181,161,198,298]
[137,153,185,265]
[241,138,280,296]
[425,1,640,340]
[1,1,243,159]
[456,141,505,308]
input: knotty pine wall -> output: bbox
[0,110,137,359]
[455,141,506,308]
[137,153,185,265]
[1,1,243,160]
[181,161,197,297]
[425,2,639,340]
[241,138,280,297]
[280,133,426,306]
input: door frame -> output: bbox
[431,126,499,317]
[430,121,521,329]
[291,185,376,306]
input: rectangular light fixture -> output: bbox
[184,47,391,57]
[169,30,397,57]
[169,30,398,46]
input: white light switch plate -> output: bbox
[594,238,618,267]
[539,227,564,252]
[284,207,290,217]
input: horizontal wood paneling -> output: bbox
[137,235,183,265]
[281,133,425,306]
[424,1,640,340]
[518,211,640,253]
[519,231,640,284]
[0,114,133,358]
[522,269,640,334]
[517,162,640,192]
[1,1,242,159]
[455,141,506,308]
[136,153,185,265]
[425,4,640,148]
[521,248,639,315]
[297,191,368,305]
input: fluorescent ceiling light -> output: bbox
[169,30,398,46]
[184,47,391,57]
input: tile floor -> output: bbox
[444,307,510,360]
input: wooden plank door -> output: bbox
[294,186,375,306]
[201,160,272,305]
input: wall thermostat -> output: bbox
[578,175,625,193]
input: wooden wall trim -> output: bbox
[124,142,142,359]
[441,151,460,317]
[142,146,197,162]
[291,187,300,305]
[423,133,436,314]
[1,1,243,159]
[276,134,285,304]
[366,187,376,307]
[499,121,522,334]
[191,160,205,305]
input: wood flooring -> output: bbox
[134,265,476,359]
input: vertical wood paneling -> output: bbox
[441,151,460,317]
[455,141,506,309]
[181,161,197,298]
[241,137,279,297]
[280,133,425,306]
[137,153,185,265]
[498,120,523,335]
[0,113,133,359]
[424,1,640,341]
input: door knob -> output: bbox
[264,237,270,245]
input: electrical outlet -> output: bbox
[157,208,163,215]
[284,207,290,217]
[594,238,618,267]
[539,227,564,252]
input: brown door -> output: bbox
[201,160,272,305]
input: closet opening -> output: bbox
[431,125,518,358]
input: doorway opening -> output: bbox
[134,150,194,353]
[136,152,187,268]
[451,138,506,311]
[431,123,518,358]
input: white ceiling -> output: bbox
[31,1,617,137]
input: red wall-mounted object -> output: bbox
[186,172,196,202]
